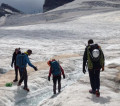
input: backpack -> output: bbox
[88,44,101,62]
[16,54,26,68]
[51,60,61,76]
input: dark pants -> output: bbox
[53,76,61,93]
[19,68,28,88]
[88,69,100,91]
[14,65,22,80]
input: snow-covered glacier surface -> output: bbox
[0,0,120,106]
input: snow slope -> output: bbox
[0,0,120,26]
[0,0,120,106]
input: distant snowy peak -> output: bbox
[0,3,22,17]
[43,0,74,12]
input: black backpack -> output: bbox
[88,44,101,62]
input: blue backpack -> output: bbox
[51,61,61,76]
[16,54,26,68]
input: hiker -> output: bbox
[17,49,38,91]
[83,39,105,97]
[11,48,22,82]
[47,59,65,94]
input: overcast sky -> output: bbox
[0,0,45,13]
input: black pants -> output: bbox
[19,68,28,88]
[14,65,22,80]
[88,69,100,91]
[53,76,61,93]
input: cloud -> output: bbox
[0,0,45,13]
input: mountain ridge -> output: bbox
[0,3,22,17]
[43,0,74,12]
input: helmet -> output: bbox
[27,49,32,54]
[47,60,51,66]
[92,49,100,58]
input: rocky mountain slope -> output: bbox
[43,0,74,12]
[0,3,22,17]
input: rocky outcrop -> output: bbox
[43,0,74,12]
[0,3,22,17]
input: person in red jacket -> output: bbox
[48,59,65,94]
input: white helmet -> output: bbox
[92,49,100,58]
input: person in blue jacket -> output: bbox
[17,49,37,91]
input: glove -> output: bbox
[83,69,86,74]
[11,63,13,68]
[63,74,65,79]
[102,67,104,71]
[48,76,50,81]
[33,66,38,71]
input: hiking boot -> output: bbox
[96,90,100,97]
[89,89,96,94]
[13,79,18,82]
[23,87,30,92]
[17,83,21,86]
[58,89,61,93]
[53,91,56,94]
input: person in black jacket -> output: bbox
[11,48,22,82]
[83,39,105,97]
